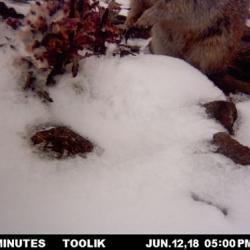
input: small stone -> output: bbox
[213,132,250,166]
[204,101,237,134]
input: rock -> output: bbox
[31,126,94,159]
[212,132,250,166]
[204,101,237,134]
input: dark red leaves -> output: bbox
[23,0,124,80]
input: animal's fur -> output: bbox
[127,0,249,75]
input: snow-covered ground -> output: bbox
[1,1,250,234]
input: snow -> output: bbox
[1,1,250,234]
[5,1,30,15]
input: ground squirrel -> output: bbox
[126,0,249,75]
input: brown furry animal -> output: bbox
[126,0,249,76]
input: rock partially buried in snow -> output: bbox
[204,101,237,134]
[31,126,94,159]
[213,132,250,166]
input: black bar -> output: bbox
[0,235,250,249]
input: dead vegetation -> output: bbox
[213,132,250,166]
[31,126,94,159]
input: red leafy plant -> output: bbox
[21,0,131,91]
